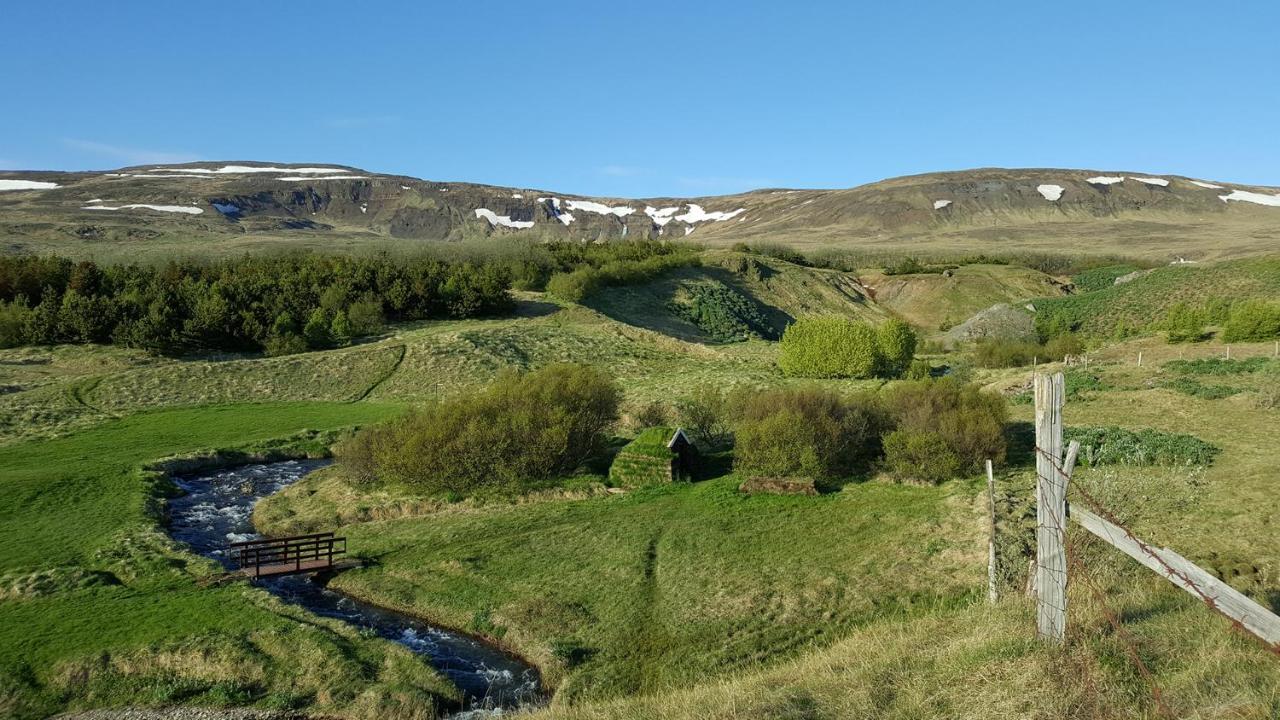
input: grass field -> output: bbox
[1,252,1278,719]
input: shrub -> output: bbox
[627,400,671,431]
[973,339,1041,368]
[546,250,700,303]
[904,358,934,380]
[1071,264,1141,293]
[667,282,770,342]
[349,364,621,495]
[0,301,33,348]
[1158,377,1240,400]
[882,430,961,484]
[876,319,918,377]
[675,386,731,447]
[1162,302,1207,343]
[733,388,886,480]
[884,378,1008,482]
[1221,301,1280,343]
[779,316,883,379]
[1065,426,1219,466]
[974,333,1083,368]
[1165,357,1275,375]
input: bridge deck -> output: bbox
[239,558,337,578]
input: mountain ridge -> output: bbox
[2,162,1278,261]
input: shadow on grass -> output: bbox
[1006,420,1036,468]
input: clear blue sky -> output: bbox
[3,1,1276,197]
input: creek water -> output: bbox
[167,459,542,717]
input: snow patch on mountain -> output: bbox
[1037,184,1064,201]
[1219,190,1280,207]
[933,199,952,209]
[1132,177,1169,187]
[1190,180,1224,189]
[0,179,60,191]
[82,203,203,215]
[147,166,355,175]
[278,175,368,181]
[475,208,534,229]
[644,206,680,227]
[674,204,746,223]
[1087,176,1125,185]
[565,200,635,217]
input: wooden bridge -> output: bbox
[229,532,347,578]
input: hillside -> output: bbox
[2,163,1279,261]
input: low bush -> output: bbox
[1158,377,1241,400]
[1221,300,1280,343]
[733,388,886,480]
[778,316,917,379]
[1165,356,1276,375]
[675,386,731,447]
[1065,426,1219,466]
[882,430,961,484]
[1071,264,1141,292]
[546,250,700,303]
[340,364,621,495]
[1162,302,1207,343]
[626,400,671,431]
[883,378,1008,483]
[667,282,770,342]
[973,333,1083,368]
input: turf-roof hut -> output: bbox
[609,427,697,486]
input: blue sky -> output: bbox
[2,1,1277,197]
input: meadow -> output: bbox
[1,247,1277,719]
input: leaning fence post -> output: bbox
[1035,373,1068,642]
[987,459,998,603]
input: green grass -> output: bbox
[1071,264,1142,292]
[325,474,981,701]
[0,401,464,719]
[1033,256,1280,338]
[3,265,1280,719]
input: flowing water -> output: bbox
[167,459,542,717]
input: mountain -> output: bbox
[1,162,1278,260]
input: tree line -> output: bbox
[0,253,513,355]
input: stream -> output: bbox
[167,459,542,718]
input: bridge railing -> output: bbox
[229,532,347,577]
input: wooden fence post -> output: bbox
[1035,373,1068,642]
[987,459,998,603]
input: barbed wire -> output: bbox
[1034,443,1280,658]
[1027,443,1170,717]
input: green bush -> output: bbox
[973,333,1083,368]
[1071,265,1140,293]
[882,430,961,484]
[546,251,700,303]
[779,316,911,379]
[0,301,33,348]
[1162,302,1207,343]
[1158,377,1240,400]
[876,319,917,377]
[345,364,621,495]
[1221,301,1280,343]
[1165,357,1276,376]
[884,378,1008,482]
[675,386,731,447]
[667,282,770,342]
[1065,426,1219,466]
[733,388,886,480]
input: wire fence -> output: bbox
[1028,437,1280,718]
